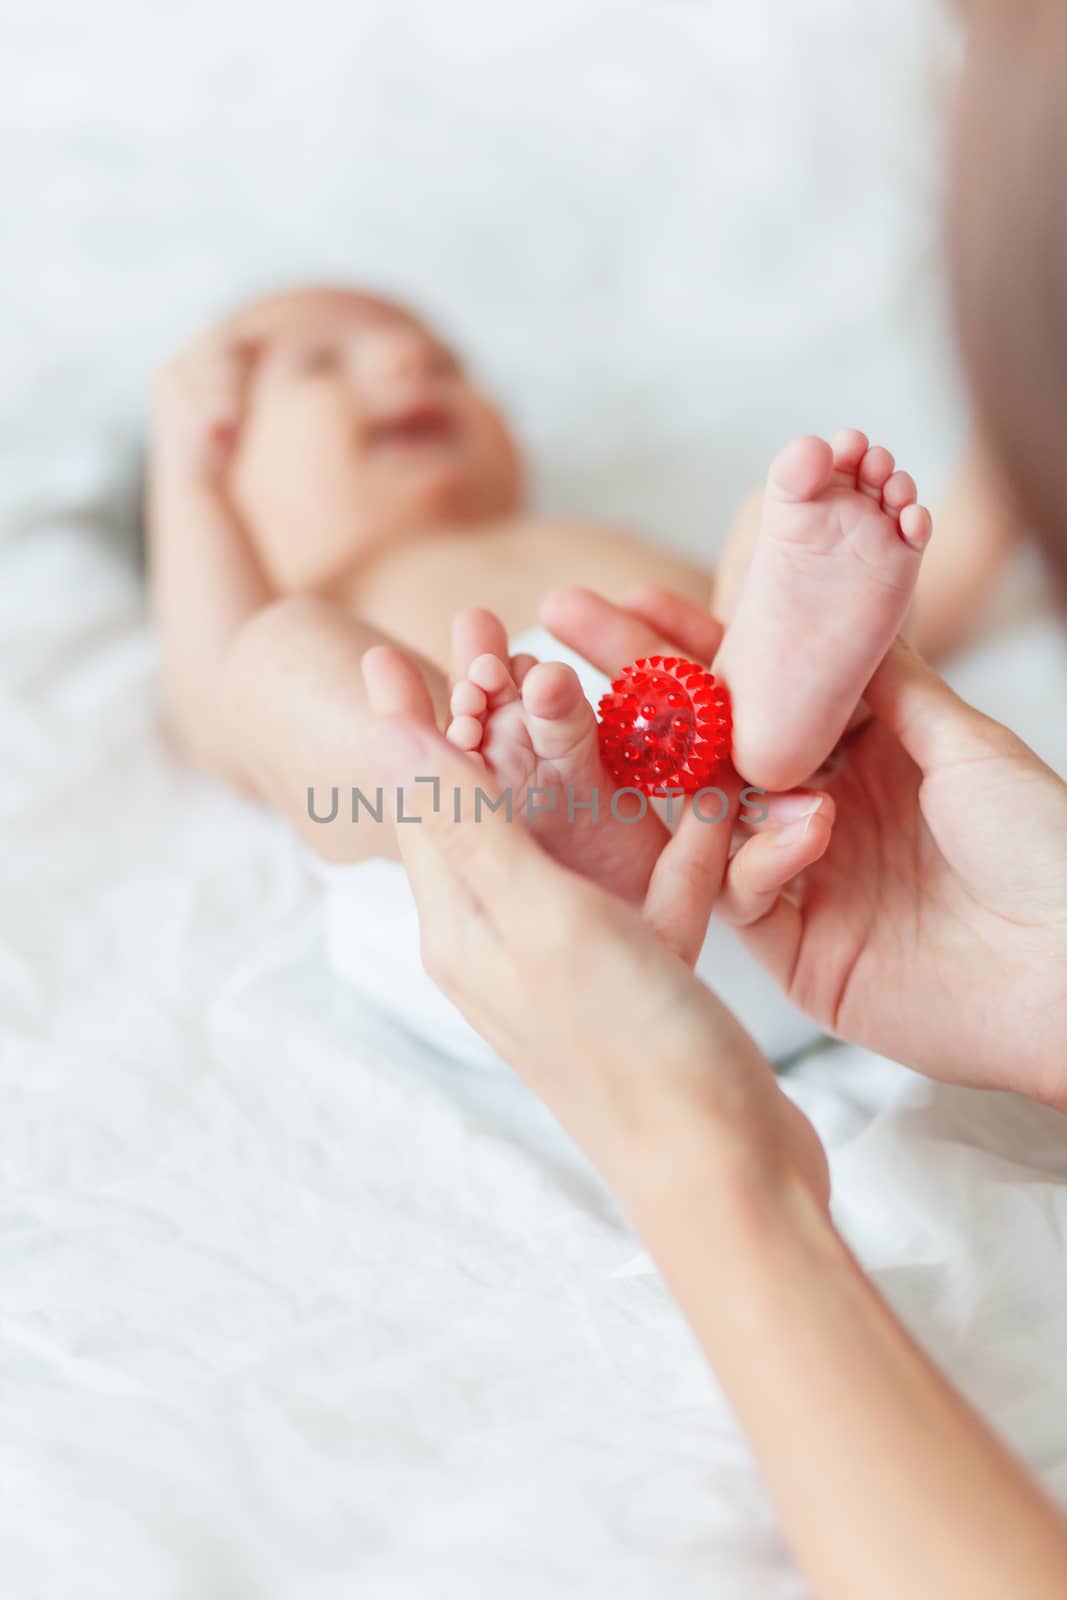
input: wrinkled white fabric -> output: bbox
[2,3,1067,1597]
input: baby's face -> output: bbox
[228,289,522,592]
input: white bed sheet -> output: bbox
[2,3,1066,1596]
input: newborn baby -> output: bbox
[151,284,936,915]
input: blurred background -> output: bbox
[2,0,963,559]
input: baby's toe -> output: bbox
[450,680,487,719]
[447,714,485,752]
[468,652,520,704]
[858,445,895,499]
[882,469,917,513]
[509,652,538,688]
[899,503,933,552]
[522,661,584,720]
[830,428,869,482]
[766,435,836,503]
[522,663,597,764]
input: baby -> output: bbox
[150,284,992,909]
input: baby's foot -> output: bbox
[714,430,932,790]
[447,649,666,903]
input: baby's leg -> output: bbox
[219,597,507,864]
[713,431,931,791]
[438,603,835,909]
[910,435,1022,659]
[714,433,1016,663]
[443,637,669,903]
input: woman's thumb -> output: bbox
[864,636,1014,772]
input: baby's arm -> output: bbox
[149,332,460,859]
[148,330,276,782]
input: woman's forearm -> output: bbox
[624,1130,1067,1600]
[362,695,1067,1594]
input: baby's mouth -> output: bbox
[365,402,456,450]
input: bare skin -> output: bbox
[538,583,1067,1105]
[150,285,1007,892]
[360,702,1067,1600]
[714,429,931,790]
[147,288,1067,1596]
[441,429,933,892]
[714,434,1023,663]
[149,288,708,866]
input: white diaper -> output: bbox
[316,626,823,1067]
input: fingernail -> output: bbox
[763,792,825,825]
[774,814,817,848]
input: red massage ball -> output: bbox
[597,656,732,796]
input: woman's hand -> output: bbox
[543,585,1067,1103]
[361,648,830,1214]
[364,641,1067,1600]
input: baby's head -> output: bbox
[225,286,523,591]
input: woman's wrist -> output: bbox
[594,1067,830,1275]
[575,988,831,1250]
[621,1100,1067,1600]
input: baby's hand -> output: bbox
[151,328,259,490]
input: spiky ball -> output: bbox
[597,656,732,796]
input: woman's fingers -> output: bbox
[864,635,1016,774]
[643,790,737,966]
[365,714,563,930]
[619,585,725,665]
[708,791,835,1003]
[363,715,504,998]
[539,587,662,676]
[362,645,440,724]
[717,793,835,928]
[643,780,832,965]
[540,586,722,678]
[361,650,450,901]
[450,608,510,686]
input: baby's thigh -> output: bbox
[225,596,449,863]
